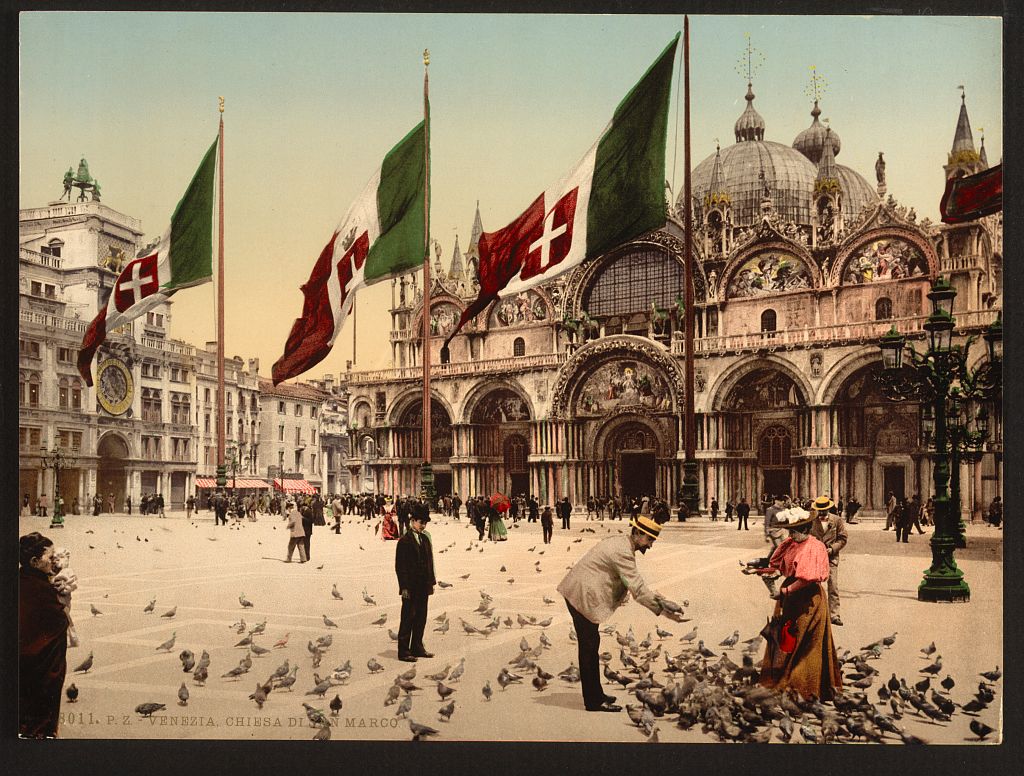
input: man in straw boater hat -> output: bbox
[808,495,848,626]
[557,515,687,712]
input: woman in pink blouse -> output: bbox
[757,506,843,701]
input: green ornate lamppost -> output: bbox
[877,278,1001,602]
[40,441,78,529]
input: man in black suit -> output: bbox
[395,510,435,662]
[214,492,229,526]
[557,497,573,530]
[735,496,751,530]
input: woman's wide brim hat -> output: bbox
[775,507,815,530]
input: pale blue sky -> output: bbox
[20,13,1002,375]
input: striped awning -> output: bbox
[195,477,270,489]
[273,478,318,494]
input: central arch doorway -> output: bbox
[610,423,659,504]
[97,433,129,513]
[759,425,793,498]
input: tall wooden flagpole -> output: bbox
[420,49,435,501]
[681,17,700,515]
[215,97,228,492]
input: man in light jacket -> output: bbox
[556,515,685,713]
[808,495,849,626]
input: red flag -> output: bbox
[940,164,1002,223]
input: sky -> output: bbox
[20,13,1003,378]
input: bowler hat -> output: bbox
[630,515,661,539]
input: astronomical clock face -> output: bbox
[96,357,133,416]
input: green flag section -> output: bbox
[273,121,427,385]
[78,136,219,386]
[444,35,679,349]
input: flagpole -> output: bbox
[681,17,700,517]
[215,97,227,493]
[352,298,357,367]
[420,48,434,503]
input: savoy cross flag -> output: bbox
[78,138,218,386]
[443,34,679,351]
[272,120,427,385]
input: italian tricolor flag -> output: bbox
[445,35,679,347]
[272,121,427,385]
[78,137,218,386]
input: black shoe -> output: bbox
[585,702,622,713]
[398,654,418,663]
[830,617,843,626]
[412,650,434,659]
[603,694,617,705]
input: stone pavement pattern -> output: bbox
[21,510,1003,743]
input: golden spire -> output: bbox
[804,65,828,103]
[734,32,765,84]
[423,49,430,67]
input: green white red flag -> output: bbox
[78,138,218,386]
[443,35,679,350]
[272,120,427,385]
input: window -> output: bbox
[57,430,82,450]
[760,309,777,335]
[205,388,211,403]
[513,337,526,357]
[141,362,161,379]
[57,347,74,363]
[142,388,162,422]
[170,394,191,425]
[583,246,684,318]
[19,339,41,359]
[759,426,792,467]
[145,312,164,327]
[30,281,42,296]
[19,427,41,450]
[20,372,40,407]
[875,297,893,320]
[278,401,286,414]
[312,429,317,446]
[142,435,163,460]
[294,404,302,417]
[42,240,62,258]
[205,446,214,466]
[311,406,317,419]
[311,453,317,473]
[295,428,302,446]
[45,284,56,299]
[278,450,285,467]
[170,367,188,382]
[294,451,302,470]
[172,437,190,462]
[71,379,82,410]
[250,395,258,413]
[58,378,69,409]
[226,392,232,407]
[205,413,211,433]
[278,424,285,442]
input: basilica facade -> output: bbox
[343,87,1002,517]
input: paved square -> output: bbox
[22,510,1003,743]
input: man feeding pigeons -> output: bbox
[556,515,686,712]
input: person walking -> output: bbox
[283,500,307,563]
[125,495,132,516]
[541,505,554,544]
[528,495,539,523]
[845,496,862,524]
[987,496,1002,529]
[736,496,750,530]
[214,492,229,526]
[906,493,925,534]
[893,498,910,543]
[808,495,849,627]
[300,499,314,560]
[764,495,785,549]
[884,491,898,531]
[724,499,734,522]
[558,497,572,530]
[709,497,719,522]
[19,532,70,738]
[37,493,48,518]
[395,510,436,662]
[22,493,30,517]
[556,516,686,713]
[186,495,195,520]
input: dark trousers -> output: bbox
[736,513,749,530]
[476,520,485,540]
[542,523,553,543]
[565,600,603,709]
[303,527,312,559]
[895,524,910,542]
[398,592,429,656]
[561,515,570,530]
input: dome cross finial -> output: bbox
[735,33,765,85]
[805,65,828,104]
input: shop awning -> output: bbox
[195,477,270,489]
[273,478,318,494]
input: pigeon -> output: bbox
[250,642,270,657]
[312,722,331,741]
[329,694,343,716]
[979,666,1001,682]
[143,599,156,614]
[426,665,451,682]
[497,668,523,690]
[362,589,377,606]
[250,621,267,636]
[221,665,248,680]
[322,615,338,628]
[156,632,177,652]
[399,664,417,682]
[437,681,455,701]
[920,656,942,675]
[655,626,673,640]
[697,640,717,658]
[914,676,931,693]
[306,677,332,697]
[398,680,421,694]
[235,634,253,648]
[396,695,413,719]
[239,652,253,671]
[172,682,188,706]
[384,685,401,706]
[180,653,196,673]
[161,606,177,619]
[940,675,956,693]
[970,719,995,740]
[459,573,470,580]
[65,683,78,703]
[434,619,450,634]
[680,627,698,643]
[73,652,94,674]
[482,680,493,701]
[438,700,455,722]
[239,593,254,608]
[409,718,439,741]
[367,658,385,674]
[536,617,552,628]
[303,703,329,727]
[434,611,448,623]
[90,604,103,616]
[718,630,740,648]
[331,584,344,601]
[532,674,548,692]
[920,641,937,657]
[387,628,399,641]
[438,581,453,589]
[277,667,299,691]
[193,665,208,686]
[371,613,388,627]
[271,660,291,681]
[135,703,166,718]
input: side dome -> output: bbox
[835,165,879,221]
[793,101,841,165]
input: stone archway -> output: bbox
[591,413,674,504]
[97,433,129,513]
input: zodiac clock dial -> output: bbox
[96,357,133,416]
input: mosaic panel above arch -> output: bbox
[470,388,532,423]
[488,290,549,328]
[725,250,813,299]
[428,301,463,337]
[841,237,928,285]
[723,368,804,410]
[575,360,673,418]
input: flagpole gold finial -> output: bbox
[218,96,225,114]
[423,49,430,67]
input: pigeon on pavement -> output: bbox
[156,632,177,652]
[73,652,94,674]
[161,606,177,619]
[239,593,254,608]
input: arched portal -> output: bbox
[467,387,532,497]
[398,398,454,496]
[97,433,129,513]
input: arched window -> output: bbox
[583,247,684,319]
[70,379,82,410]
[875,297,893,320]
[42,239,63,258]
[513,337,526,357]
[58,377,69,409]
[759,426,792,467]
[760,309,777,335]
[505,435,527,473]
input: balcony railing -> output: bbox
[20,201,143,232]
[342,351,565,385]
[141,336,195,356]
[20,247,63,269]
[20,309,87,333]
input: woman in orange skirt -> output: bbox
[757,507,842,701]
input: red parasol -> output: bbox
[490,492,511,513]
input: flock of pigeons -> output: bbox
[61,518,1001,743]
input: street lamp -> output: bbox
[40,440,77,529]
[876,277,1001,602]
[225,443,240,495]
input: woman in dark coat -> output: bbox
[19,532,69,738]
